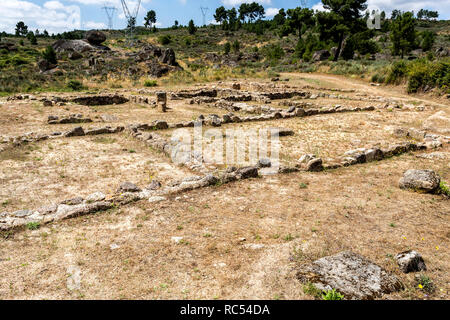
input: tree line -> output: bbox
[1,0,441,60]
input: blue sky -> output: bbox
[0,0,448,34]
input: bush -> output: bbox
[158,35,171,45]
[407,59,450,93]
[224,42,231,55]
[421,31,435,52]
[371,73,385,83]
[439,181,450,196]
[42,46,57,64]
[144,80,158,87]
[231,40,240,53]
[295,34,326,61]
[386,60,408,84]
[67,80,83,91]
[263,44,284,61]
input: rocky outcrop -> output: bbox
[297,251,404,300]
[160,48,177,66]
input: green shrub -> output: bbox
[144,79,158,87]
[158,35,171,45]
[407,60,432,93]
[406,59,449,93]
[295,34,326,61]
[42,45,57,64]
[224,42,231,55]
[439,181,450,196]
[371,73,385,83]
[322,289,344,300]
[421,31,435,52]
[263,44,284,61]
[232,40,240,53]
[67,79,83,91]
[386,60,408,84]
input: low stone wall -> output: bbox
[0,125,124,151]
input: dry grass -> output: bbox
[0,73,448,300]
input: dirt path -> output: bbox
[286,72,450,109]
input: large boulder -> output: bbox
[312,50,330,62]
[399,169,441,193]
[85,30,106,45]
[160,48,177,66]
[52,39,95,53]
[297,251,404,300]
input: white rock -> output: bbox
[85,192,106,203]
[149,196,166,203]
[171,236,183,243]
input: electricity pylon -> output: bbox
[120,0,142,38]
[200,7,209,26]
[102,5,117,30]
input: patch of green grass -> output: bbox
[299,182,308,189]
[143,80,158,87]
[67,80,84,91]
[303,283,322,299]
[26,222,40,230]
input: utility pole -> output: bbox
[200,7,209,26]
[102,5,117,30]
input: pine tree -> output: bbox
[390,12,417,58]
[188,20,197,35]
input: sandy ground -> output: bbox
[0,73,448,300]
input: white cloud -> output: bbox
[312,3,327,12]
[367,0,450,18]
[312,0,449,18]
[265,8,280,17]
[0,1,81,34]
[83,21,106,29]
